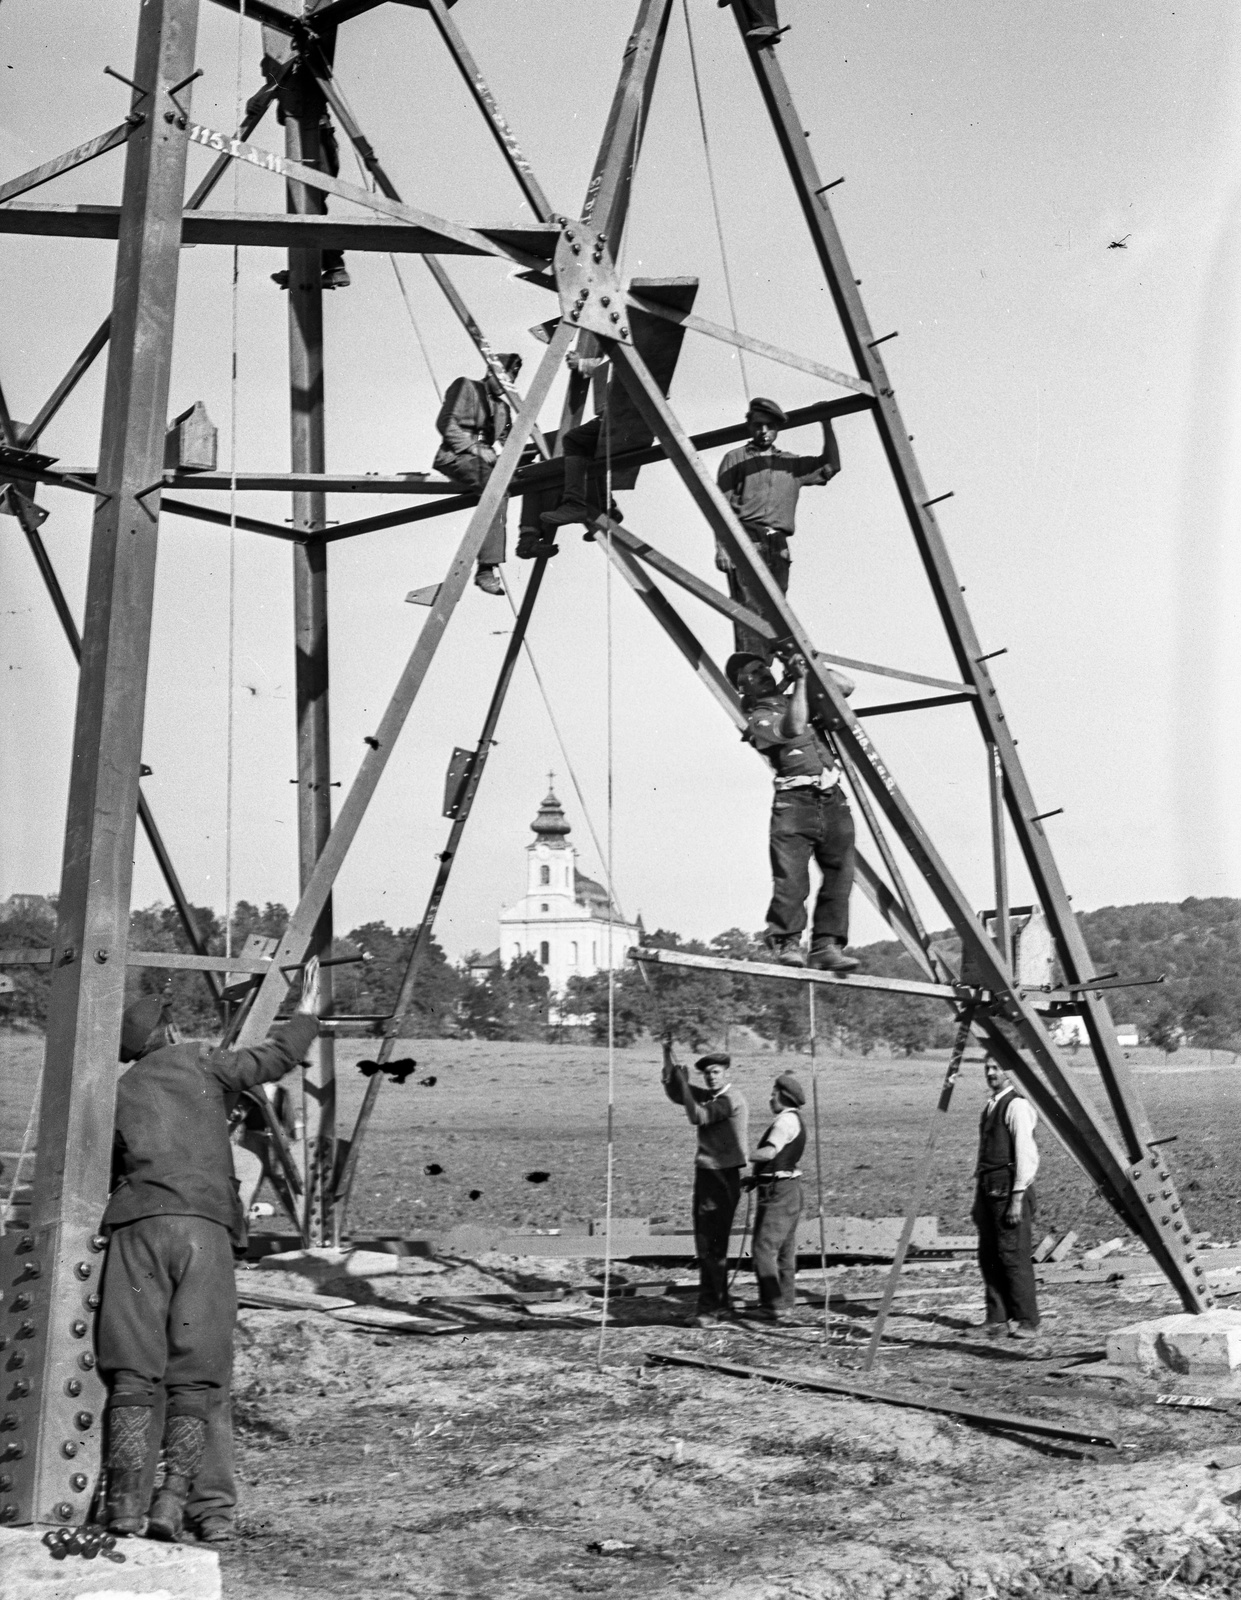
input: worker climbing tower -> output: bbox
[0,0,1210,1528]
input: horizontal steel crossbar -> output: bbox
[629,943,961,1001]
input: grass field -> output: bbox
[5,1031,1240,1245]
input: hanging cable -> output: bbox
[597,395,617,1365]
[498,578,625,921]
[682,0,750,402]
[224,0,246,962]
[336,73,443,402]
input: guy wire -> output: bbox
[598,392,617,1365]
[224,0,246,962]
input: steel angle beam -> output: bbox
[731,18,1206,1309]
[630,944,959,1001]
[0,122,138,208]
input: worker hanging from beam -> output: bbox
[433,351,525,596]
[716,397,840,658]
[726,650,860,972]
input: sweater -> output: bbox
[662,1063,748,1170]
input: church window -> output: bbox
[570,942,578,964]
[539,865,549,885]
[540,902,548,913]
[539,941,550,966]
[592,941,597,964]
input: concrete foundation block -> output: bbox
[1107,1310,1241,1374]
[0,1526,220,1600]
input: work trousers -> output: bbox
[519,417,608,538]
[433,448,507,566]
[693,1166,742,1313]
[971,1186,1039,1327]
[752,1176,803,1310]
[767,786,855,944]
[727,523,791,658]
[98,1214,237,1421]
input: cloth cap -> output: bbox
[496,352,523,375]
[694,1053,731,1073]
[773,1071,806,1108]
[725,651,769,689]
[748,396,787,427]
[120,994,168,1062]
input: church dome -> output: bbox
[531,787,571,846]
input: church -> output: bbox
[497,785,641,994]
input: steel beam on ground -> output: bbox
[734,23,1206,1305]
[0,0,201,1529]
[335,555,554,1226]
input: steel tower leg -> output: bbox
[0,0,201,1528]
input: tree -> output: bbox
[1146,1004,1182,1058]
[331,923,463,1036]
[459,954,550,1040]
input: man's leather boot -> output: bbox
[104,1405,153,1535]
[146,1415,207,1542]
[807,939,859,973]
[764,934,806,968]
[540,455,599,530]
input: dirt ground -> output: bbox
[7,1034,1241,1598]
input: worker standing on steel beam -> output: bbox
[726,650,859,972]
[744,1071,807,1323]
[716,398,840,657]
[97,961,321,1541]
[434,353,524,596]
[661,1039,749,1325]
[718,0,783,47]
[973,1058,1041,1339]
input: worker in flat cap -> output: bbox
[433,352,524,596]
[727,649,859,971]
[716,396,840,657]
[662,1037,749,1325]
[718,0,782,47]
[745,1072,808,1322]
[98,961,321,1542]
[974,1057,1041,1340]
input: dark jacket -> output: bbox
[661,1063,749,1170]
[433,376,510,469]
[716,441,836,534]
[103,1016,318,1243]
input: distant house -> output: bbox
[1115,1022,1139,1048]
[1051,1016,1140,1050]
[498,787,640,994]
[0,894,54,924]
[466,948,501,980]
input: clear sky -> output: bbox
[3,0,1240,958]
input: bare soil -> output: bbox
[6,1034,1241,1598]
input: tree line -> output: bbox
[3,894,1240,1056]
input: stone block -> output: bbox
[0,1526,220,1600]
[1107,1309,1241,1374]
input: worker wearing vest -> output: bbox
[727,650,859,972]
[746,1072,807,1322]
[973,1058,1041,1338]
[661,1039,749,1325]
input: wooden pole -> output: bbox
[809,985,830,1344]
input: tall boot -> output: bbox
[104,1405,153,1535]
[146,1414,206,1543]
[540,454,599,530]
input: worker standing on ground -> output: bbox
[727,650,859,972]
[973,1057,1041,1339]
[745,1072,807,1322]
[98,961,321,1541]
[433,353,524,596]
[661,1039,749,1325]
[716,398,840,656]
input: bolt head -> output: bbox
[55,1502,73,1521]
[65,1380,82,1398]
[78,1354,95,1371]
[74,1412,93,1431]
[61,1440,78,1458]
[619,327,628,338]
[70,1473,88,1492]
[74,1262,92,1281]
[70,1321,88,1339]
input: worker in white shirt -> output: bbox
[744,1071,807,1323]
[973,1058,1041,1338]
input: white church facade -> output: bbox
[498,787,641,994]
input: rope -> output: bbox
[682,0,750,402]
[336,76,443,402]
[598,397,617,1364]
[224,0,246,962]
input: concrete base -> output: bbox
[0,1526,220,1600]
[1107,1309,1241,1376]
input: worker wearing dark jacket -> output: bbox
[716,397,839,657]
[746,1072,807,1321]
[728,650,859,972]
[662,1040,748,1324]
[433,354,523,596]
[99,964,320,1540]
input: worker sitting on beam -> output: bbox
[727,650,859,972]
[716,397,840,658]
[433,352,524,597]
